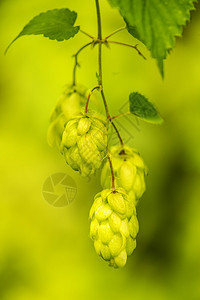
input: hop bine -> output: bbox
[89,188,139,268]
[101,145,148,206]
[60,112,108,177]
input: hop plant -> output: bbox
[47,85,100,148]
[6,0,174,270]
[89,188,139,268]
[101,145,147,206]
[60,112,108,176]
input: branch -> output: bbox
[85,86,100,113]
[80,29,95,39]
[108,40,146,60]
[108,154,115,189]
[72,42,93,86]
[104,26,127,40]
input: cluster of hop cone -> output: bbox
[48,85,147,268]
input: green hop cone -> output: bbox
[89,188,139,268]
[60,112,108,177]
[101,145,148,206]
[47,84,100,148]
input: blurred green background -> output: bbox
[1,0,200,299]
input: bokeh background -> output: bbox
[1,0,200,299]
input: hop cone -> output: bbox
[101,145,147,206]
[60,112,108,177]
[47,85,100,148]
[89,188,139,268]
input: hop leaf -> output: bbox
[5,8,80,53]
[129,92,163,124]
[107,0,196,76]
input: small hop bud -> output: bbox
[101,145,147,206]
[89,188,139,268]
[60,112,108,176]
[47,84,100,148]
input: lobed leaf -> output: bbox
[129,92,163,124]
[108,0,196,76]
[5,8,80,53]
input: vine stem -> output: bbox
[95,0,123,146]
[85,86,100,113]
[110,112,131,120]
[95,0,102,40]
[72,41,93,86]
[110,121,123,145]
[80,29,94,39]
[104,26,127,40]
[108,155,115,189]
[108,40,146,60]
[95,0,103,87]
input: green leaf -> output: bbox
[129,92,163,124]
[5,8,80,54]
[108,0,196,75]
[124,21,142,42]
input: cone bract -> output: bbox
[60,112,107,176]
[89,188,139,268]
[101,145,147,206]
